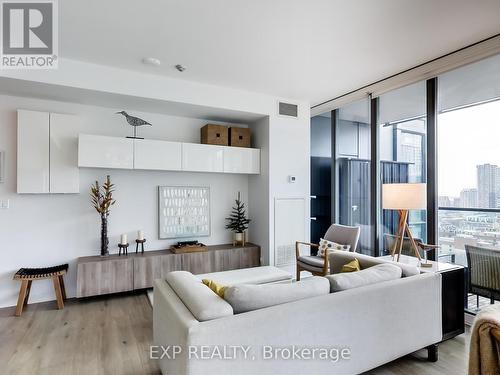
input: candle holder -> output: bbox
[118,243,129,256]
[136,239,146,254]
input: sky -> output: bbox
[438,100,500,197]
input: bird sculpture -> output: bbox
[116,111,152,139]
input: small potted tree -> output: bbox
[90,175,116,256]
[225,192,251,246]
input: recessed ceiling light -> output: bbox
[142,57,161,66]
[175,64,186,72]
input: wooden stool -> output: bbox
[13,264,68,316]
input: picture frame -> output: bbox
[158,186,211,239]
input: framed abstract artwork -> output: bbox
[158,186,210,239]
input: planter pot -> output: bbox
[233,232,246,246]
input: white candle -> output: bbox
[138,230,144,241]
[120,234,128,245]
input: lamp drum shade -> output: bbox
[382,183,427,210]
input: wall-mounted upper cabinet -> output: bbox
[17,110,50,193]
[50,113,80,193]
[17,110,79,194]
[78,134,134,169]
[133,139,182,171]
[181,143,224,173]
[78,134,260,175]
[223,147,260,174]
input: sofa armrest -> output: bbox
[153,279,199,375]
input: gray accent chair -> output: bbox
[465,244,500,305]
[295,224,360,280]
[384,233,454,263]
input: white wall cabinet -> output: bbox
[181,143,224,173]
[17,110,50,193]
[78,134,134,169]
[50,113,80,193]
[78,135,260,175]
[223,147,260,174]
[134,139,182,171]
[17,110,79,194]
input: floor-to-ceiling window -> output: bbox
[378,81,428,254]
[336,98,372,254]
[437,54,500,311]
[311,51,500,315]
[437,54,500,263]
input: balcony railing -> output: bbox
[439,207,500,312]
[438,206,500,266]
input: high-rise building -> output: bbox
[459,188,478,208]
[439,196,459,207]
[477,164,499,208]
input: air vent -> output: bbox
[275,244,296,267]
[278,102,298,117]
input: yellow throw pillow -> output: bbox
[202,279,227,298]
[341,258,361,273]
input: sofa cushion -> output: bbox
[165,271,233,321]
[224,276,330,314]
[329,251,420,277]
[327,263,402,292]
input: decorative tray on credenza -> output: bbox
[170,240,208,254]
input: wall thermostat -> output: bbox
[288,175,296,183]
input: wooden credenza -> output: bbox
[77,243,260,297]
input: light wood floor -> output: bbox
[0,293,160,375]
[0,293,469,375]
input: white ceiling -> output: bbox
[60,0,500,107]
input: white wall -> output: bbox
[268,112,311,276]
[0,94,250,308]
[248,117,270,266]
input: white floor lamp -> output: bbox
[382,183,429,265]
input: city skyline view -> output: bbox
[438,99,500,199]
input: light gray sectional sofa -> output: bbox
[153,251,442,375]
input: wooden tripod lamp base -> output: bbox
[391,209,422,262]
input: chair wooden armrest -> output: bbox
[492,328,500,343]
[418,243,440,250]
[295,241,319,259]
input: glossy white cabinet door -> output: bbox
[78,134,134,169]
[50,113,80,193]
[134,139,182,171]
[182,143,224,173]
[17,110,50,193]
[223,147,260,174]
